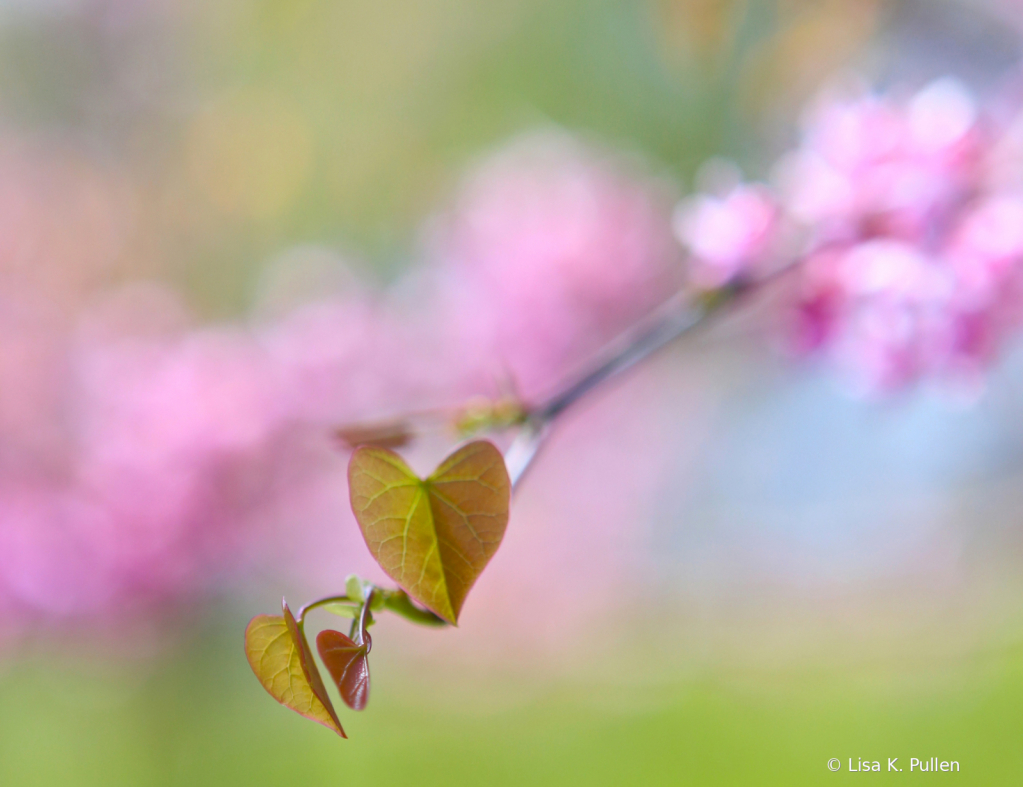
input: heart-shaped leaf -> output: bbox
[348,440,511,624]
[316,630,371,711]
[244,600,346,737]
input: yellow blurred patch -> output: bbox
[739,0,881,117]
[657,0,747,66]
[186,89,313,221]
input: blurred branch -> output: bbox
[508,264,797,492]
[504,420,547,488]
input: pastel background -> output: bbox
[0,1,1021,785]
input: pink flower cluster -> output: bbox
[14,72,1023,639]
[0,294,283,633]
[0,133,682,635]
[673,175,778,289]
[676,77,1023,394]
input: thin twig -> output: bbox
[504,420,547,488]
[507,265,797,492]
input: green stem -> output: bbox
[297,583,450,633]
[297,594,353,625]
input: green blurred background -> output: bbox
[0,0,895,312]
[1,0,1022,784]
[3,612,1022,785]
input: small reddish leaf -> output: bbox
[316,629,371,711]
[244,601,346,737]
[348,440,511,624]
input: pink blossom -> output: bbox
[0,308,291,628]
[260,297,384,426]
[945,194,1023,308]
[673,183,779,288]
[689,76,1023,395]
[776,78,982,244]
[429,132,683,400]
[787,219,1023,396]
[823,241,953,393]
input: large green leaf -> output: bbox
[244,601,346,737]
[348,440,511,624]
